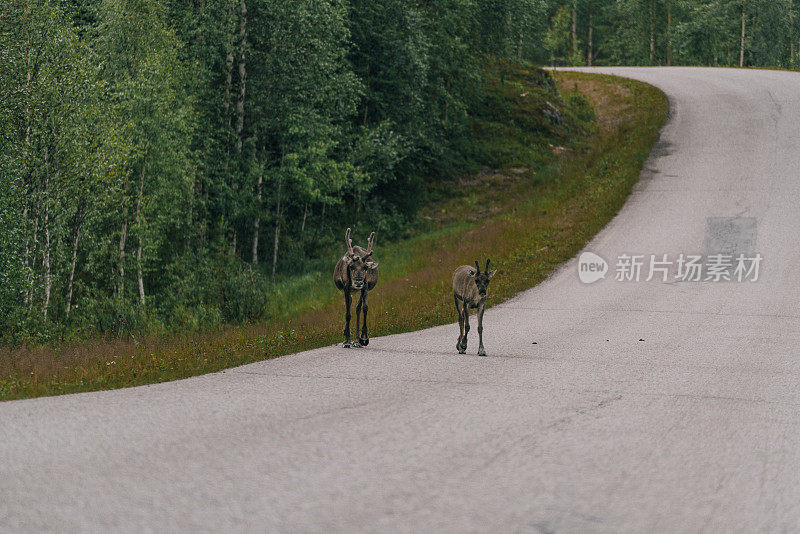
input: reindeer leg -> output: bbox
[343,290,352,348]
[477,301,486,356]
[359,289,369,346]
[353,293,363,348]
[455,295,465,353]
[461,301,470,354]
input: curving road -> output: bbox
[3,67,800,533]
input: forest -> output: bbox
[2,0,799,345]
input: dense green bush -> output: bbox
[565,92,596,124]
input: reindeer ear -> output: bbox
[366,261,379,270]
[342,255,353,264]
[468,269,476,276]
[488,269,497,278]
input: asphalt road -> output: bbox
[3,67,800,533]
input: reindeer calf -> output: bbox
[333,228,379,348]
[453,259,496,356]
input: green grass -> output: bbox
[0,69,668,401]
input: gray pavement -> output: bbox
[3,67,800,533]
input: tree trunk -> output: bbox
[301,203,308,234]
[224,5,234,130]
[119,175,129,300]
[650,0,656,65]
[222,0,235,183]
[251,172,262,264]
[119,218,127,297]
[666,0,672,66]
[739,0,746,68]
[222,46,235,243]
[136,242,144,305]
[362,66,369,126]
[25,4,31,148]
[587,5,593,66]
[23,203,30,306]
[136,163,146,306]
[24,17,32,308]
[235,0,247,154]
[28,198,39,312]
[65,223,81,316]
[228,0,247,256]
[444,80,450,123]
[571,0,578,55]
[41,150,50,319]
[312,202,325,244]
[271,219,281,283]
[271,179,282,283]
[42,146,52,319]
[42,219,50,318]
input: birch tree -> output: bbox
[95,0,194,308]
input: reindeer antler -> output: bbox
[485,259,491,272]
[366,231,376,254]
[475,260,481,274]
[344,228,354,255]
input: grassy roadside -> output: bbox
[0,70,668,401]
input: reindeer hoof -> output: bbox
[343,342,351,348]
[458,348,466,354]
[478,350,487,357]
[359,337,369,347]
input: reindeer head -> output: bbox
[343,228,378,290]
[472,259,497,298]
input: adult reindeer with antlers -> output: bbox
[453,259,497,356]
[333,228,379,348]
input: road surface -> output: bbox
[3,67,800,533]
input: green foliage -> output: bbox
[545,5,575,64]
[0,0,118,339]
[589,0,800,67]
[467,61,593,170]
[565,91,596,123]
[2,0,799,345]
